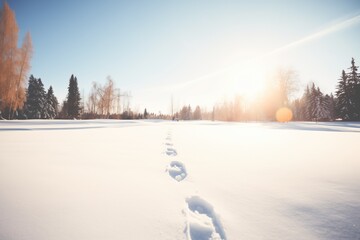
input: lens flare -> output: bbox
[276,107,293,122]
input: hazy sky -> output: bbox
[10,0,360,114]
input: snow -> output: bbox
[0,120,360,240]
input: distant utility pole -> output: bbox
[115,88,132,116]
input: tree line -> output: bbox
[1,2,359,121]
[291,58,359,121]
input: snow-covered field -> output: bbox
[1,120,360,240]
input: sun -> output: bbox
[231,63,268,102]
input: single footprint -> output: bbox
[167,161,187,181]
[185,196,226,240]
[166,134,172,141]
[166,147,178,156]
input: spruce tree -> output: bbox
[336,70,350,120]
[46,86,58,119]
[58,100,68,119]
[37,79,47,119]
[324,93,336,121]
[25,75,46,119]
[303,85,311,121]
[66,75,81,119]
[24,75,38,118]
[305,83,330,121]
[314,87,330,120]
[143,108,148,119]
[336,58,360,120]
[306,83,317,121]
[347,58,360,120]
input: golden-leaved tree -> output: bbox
[0,2,33,118]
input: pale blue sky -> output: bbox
[10,0,360,113]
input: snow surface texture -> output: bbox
[1,120,360,240]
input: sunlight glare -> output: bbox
[232,62,269,102]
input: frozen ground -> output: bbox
[0,120,360,240]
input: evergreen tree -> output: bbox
[347,58,360,120]
[313,87,330,120]
[143,108,148,119]
[306,83,317,121]
[45,86,58,119]
[179,105,192,120]
[66,74,81,119]
[301,85,311,121]
[336,58,360,120]
[305,83,330,121]
[25,75,46,119]
[348,58,359,85]
[58,100,68,119]
[336,70,350,120]
[324,93,336,121]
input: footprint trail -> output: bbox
[162,129,227,239]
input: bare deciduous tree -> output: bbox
[86,77,116,117]
[0,2,19,113]
[275,67,298,106]
[102,76,115,117]
[87,82,99,114]
[0,3,32,118]
[10,32,33,117]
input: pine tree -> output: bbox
[336,70,350,120]
[305,83,330,121]
[348,58,359,85]
[37,79,47,119]
[143,108,148,119]
[314,87,330,120]
[45,86,58,119]
[300,85,311,121]
[324,93,336,121]
[336,58,360,120]
[347,58,360,120]
[306,83,316,121]
[58,100,68,119]
[25,75,46,119]
[66,74,81,119]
